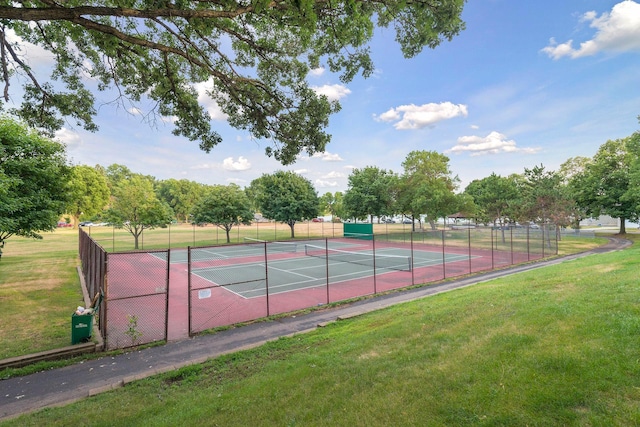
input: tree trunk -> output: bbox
[619,217,626,235]
[289,221,295,238]
[225,227,231,243]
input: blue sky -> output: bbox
[50,0,640,193]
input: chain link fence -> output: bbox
[80,225,558,349]
[187,225,557,335]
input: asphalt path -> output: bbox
[0,237,631,422]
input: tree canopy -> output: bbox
[397,150,458,229]
[105,174,174,248]
[250,171,318,238]
[0,117,70,255]
[66,164,110,228]
[516,165,575,243]
[191,184,253,243]
[319,191,345,220]
[464,173,518,226]
[156,178,206,223]
[0,0,466,164]
[569,136,638,234]
[343,166,397,222]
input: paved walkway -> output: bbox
[0,238,630,421]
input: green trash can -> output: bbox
[71,291,102,345]
[71,312,94,344]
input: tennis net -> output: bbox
[243,237,299,253]
[304,244,412,272]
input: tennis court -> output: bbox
[187,244,472,299]
[83,226,557,349]
[184,237,483,334]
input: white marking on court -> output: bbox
[266,264,318,280]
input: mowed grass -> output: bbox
[0,228,84,358]
[3,233,638,425]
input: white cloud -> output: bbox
[322,171,346,179]
[294,168,309,174]
[194,79,228,121]
[191,163,213,170]
[310,67,325,77]
[222,156,251,171]
[55,128,82,150]
[5,29,55,68]
[226,177,247,184]
[542,1,640,59]
[374,102,468,130]
[315,179,339,188]
[447,131,541,156]
[471,124,480,130]
[312,151,344,162]
[312,84,351,101]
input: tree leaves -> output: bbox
[0,0,466,163]
[0,117,70,244]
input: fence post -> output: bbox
[325,238,330,304]
[411,232,415,286]
[468,228,472,274]
[491,228,495,270]
[510,227,514,265]
[187,246,192,337]
[164,249,170,342]
[441,230,446,279]
[372,234,377,294]
[264,242,270,317]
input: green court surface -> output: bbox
[187,245,472,299]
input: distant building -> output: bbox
[579,215,618,227]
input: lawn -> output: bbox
[2,230,638,425]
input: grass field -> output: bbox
[0,232,637,425]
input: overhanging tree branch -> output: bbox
[0,0,466,164]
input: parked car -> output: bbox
[78,221,94,227]
[57,221,72,228]
[402,219,413,224]
[312,217,324,222]
[384,218,395,223]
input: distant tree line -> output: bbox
[2,116,640,257]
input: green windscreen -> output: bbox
[343,223,373,240]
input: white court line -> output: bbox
[238,259,407,298]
